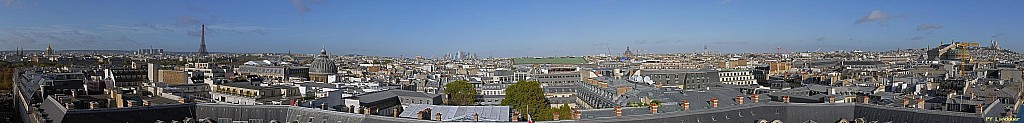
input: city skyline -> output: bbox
[1,0,1021,57]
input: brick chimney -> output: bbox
[143,100,151,106]
[89,102,96,109]
[474,113,479,122]
[862,96,870,104]
[976,104,985,114]
[127,101,134,107]
[710,98,719,108]
[682,100,690,111]
[736,95,744,105]
[178,98,186,103]
[614,106,622,117]
[435,113,442,121]
[553,112,560,121]
[782,96,791,103]
[393,108,399,118]
[650,103,659,113]
[916,99,925,109]
[512,112,519,122]
[416,111,424,120]
[828,95,835,103]
[573,108,581,120]
[751,94,759,103]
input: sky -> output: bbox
[1,0,1021,57]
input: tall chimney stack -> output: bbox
[862,96,870,104]
[782,96,791,103]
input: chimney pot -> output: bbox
[736,95,744,105]
[751,94,759,103]
[512,112,519,122]
[650,103,659,113]
[682,100,690,111]
[710,98,719,108]
[553,112,560,121]
[614,106,622,117]
[436,113,442,121]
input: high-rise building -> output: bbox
[196,24,209,56]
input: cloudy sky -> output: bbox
[1,0,1021,57]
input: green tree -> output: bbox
[501,81,552,121]
[445,80,477,106]
[556,104,573,120]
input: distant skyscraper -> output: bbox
[196,24,209,56]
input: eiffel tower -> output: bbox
[196,24,209,56]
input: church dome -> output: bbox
[310,47,338,74]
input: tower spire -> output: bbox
[45,42,54,56]
[197,24,209,56]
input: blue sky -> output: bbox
[1,0,1021,57]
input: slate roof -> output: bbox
[398,104,511,122]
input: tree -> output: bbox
[445,80,477,106]
[501,81,552,121]
[556,104,573,120]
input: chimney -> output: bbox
[736,95,744,105]
[89,102,96,109]
[143,100,151,106]
[614,106,622,117]
[178,98,186,103]
[751,94,759,103]
[435,113,442,121]
[512,112,519,122]
[474,113,479,122]
[710,98,719,108]
[416,111,424,120]
[681,100,690,111]
[364,107,371,114]
[553,112,560,121]
[916,99,925,109]
[901,98,910,107]
[650,103,659,113]
[862,96,870,104]
[393,108,399,118]
[127,101,134,107]
[782,96,791,103]
[976,104,985,114]
[573,108,581,120]
[828,95,835,103]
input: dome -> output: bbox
[310,47,338,74]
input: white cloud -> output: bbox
[855,10,894,27]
